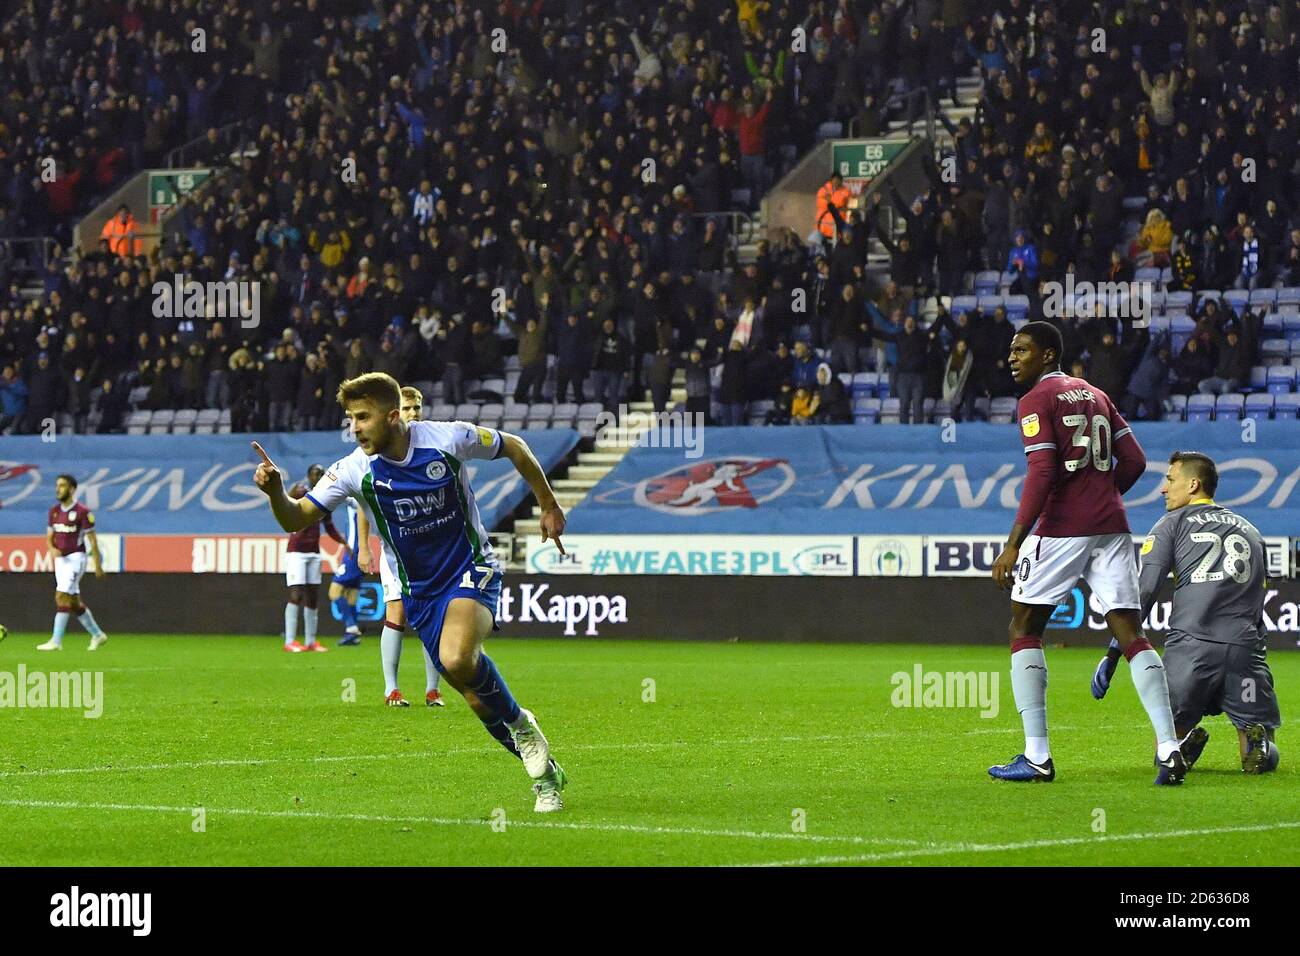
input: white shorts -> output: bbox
[378,548,402,605]
[54,552,88,595]
[1011,533,1140,615]
[285,552,322,587]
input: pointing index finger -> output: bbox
[251,441,275,467]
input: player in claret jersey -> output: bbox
[37,474,109,651]
[988,322,1187,785]
[281,464,351,653]
[252,372,570,812]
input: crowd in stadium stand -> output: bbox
[2,0,1300,436]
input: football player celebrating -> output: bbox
[355,385,447,705]
[38,474,109,650]
[252,373,569,812]
[989,322,1186,785]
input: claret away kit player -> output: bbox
[988,322,1187,785]
[252,372,570,812]
[281,464,350,653]
[38,474,108,651]
[1094,451,1281,774]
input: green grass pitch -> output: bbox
[0,634,1296,866]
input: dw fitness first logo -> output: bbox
[592,457,795,514]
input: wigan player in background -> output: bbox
[1094,451,1281,774]
[282,464,351,653]
[989,322,1187,785]
[38,474,109,651]
[354,385,445,706]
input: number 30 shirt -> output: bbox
[306,420,503,598]
[1015,370,1146,538]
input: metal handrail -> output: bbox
[0,236,58,267]
[166,120,251,169]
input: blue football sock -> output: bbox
[334,596,359,631]
[482,718,522,759]
[467,654,521,724]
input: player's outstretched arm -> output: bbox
[251,441,323,533]
[499,431,566,555]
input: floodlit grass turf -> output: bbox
[0,634,1296,866]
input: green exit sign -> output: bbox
[831,140,907,182]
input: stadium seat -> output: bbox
[1165,290,1193,311]
[127,386,150,409]
[1214,393,1244,420]
[429,403,455,421]
[172,409,198,434]
[932,399,953,422]
[577,419,598,439]
[851,371,877,397]
[501,418,525,433]
[480,402,504,419]
[1148,289,1167,312]
[1170,315,1196,353]
[1284,315,1300,344]
[481,378,507,397]
[837,372,853,389]
[1222,289,1249,315]
[1149,314,1171,335]
[453,402,480,422]
[990,397,1017,417]
[816,120,843,141]
[504,355,522,371]
[950,295,978,317]
[1263,313,1285,337]
[503,400,529,420]
[1275,393,1300,419]
[974,271,1001,296]
[1196,290,1222,309]
[976,294,1003,313]
[1277,287,1300,313]
[1250,288,1277,311]
[528,402,554,423]
[973,396,991,420]
[552,403,578,428]
[1248,366,1268,391]
[148,409,175,434]
[1159,267,1173,288]
[1185,394,1215,422]
[1266,366,1296,394]
[878,398,900,424]
[1134,266,1161,285]
[875,375,891,399]
[125,410,150,435]
[1261,339,1291,366]
[1244,393,1274,420]
[577,402,603,420]
[1165,394,1187,419]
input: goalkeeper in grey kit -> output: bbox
[1092,451,1281,774]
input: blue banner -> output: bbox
[0,429,577,533]
[566,422,1300,536]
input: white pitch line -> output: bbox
[731,820,1300,867]
[0,799,920,847]
[0,725,1129,780]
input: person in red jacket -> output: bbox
[736,86,774,199]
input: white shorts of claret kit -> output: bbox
[1010,532,1140,615]
[54,552,88,595]
[284,552,322,587]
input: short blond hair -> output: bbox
[337,372,401,411]
[400,386,423,405]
